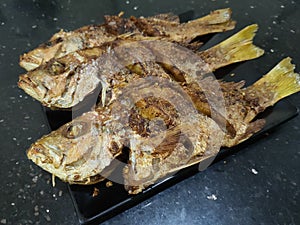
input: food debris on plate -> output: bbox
[92,187,100,197]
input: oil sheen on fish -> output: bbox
[19,8,236,71]
[18,24,263,109]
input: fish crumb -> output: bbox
[207,194,217,201]
[1,219,7,224]
[92,187,100,197]
[106,181,113,188]
[251,168,258,175]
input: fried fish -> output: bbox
[19,8,235,71]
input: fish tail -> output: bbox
[252,57,300,106]
[202,24,264,70]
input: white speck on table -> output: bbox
[251,168,258,175]
[207,194,217,201]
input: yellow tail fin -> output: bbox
[253,57,300,105]
[203,24,264,70]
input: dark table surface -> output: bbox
[0,0,299,224]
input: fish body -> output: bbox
[27,75,224,189]
[19,8,235,71]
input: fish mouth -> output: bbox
[19,53,43,71]
[18,74,47,103]
[27,143,73,183]
[26,140,104,185]
[27,142,64,172]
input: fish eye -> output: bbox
[50,61,66,75]
[63,121,88,139]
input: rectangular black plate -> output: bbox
[43,35,299,224]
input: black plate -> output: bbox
[43,33,299,224]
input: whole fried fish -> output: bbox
[26,57,300,193]
[18,24,263,109]
[19,8,236,71]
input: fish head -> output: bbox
[27,111,119,184]
[18,54,101,109]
